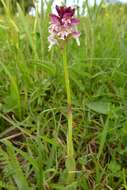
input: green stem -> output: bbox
[63,45,75,183]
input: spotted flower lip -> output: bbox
[48,5,80,51]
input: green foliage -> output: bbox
[0,0,35,14]
[0,2,127,190]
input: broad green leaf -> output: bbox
[87,101,110,114]
[108,160,121,174]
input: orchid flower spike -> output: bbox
[48,5,80,51]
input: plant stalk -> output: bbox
[63,45,75,183]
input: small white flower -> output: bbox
[48,35,58,51]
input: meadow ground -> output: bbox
[0,2,127,190]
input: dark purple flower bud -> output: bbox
[56,5,75,18]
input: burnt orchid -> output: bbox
[48,5,80,185]
[48,5,80,50]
